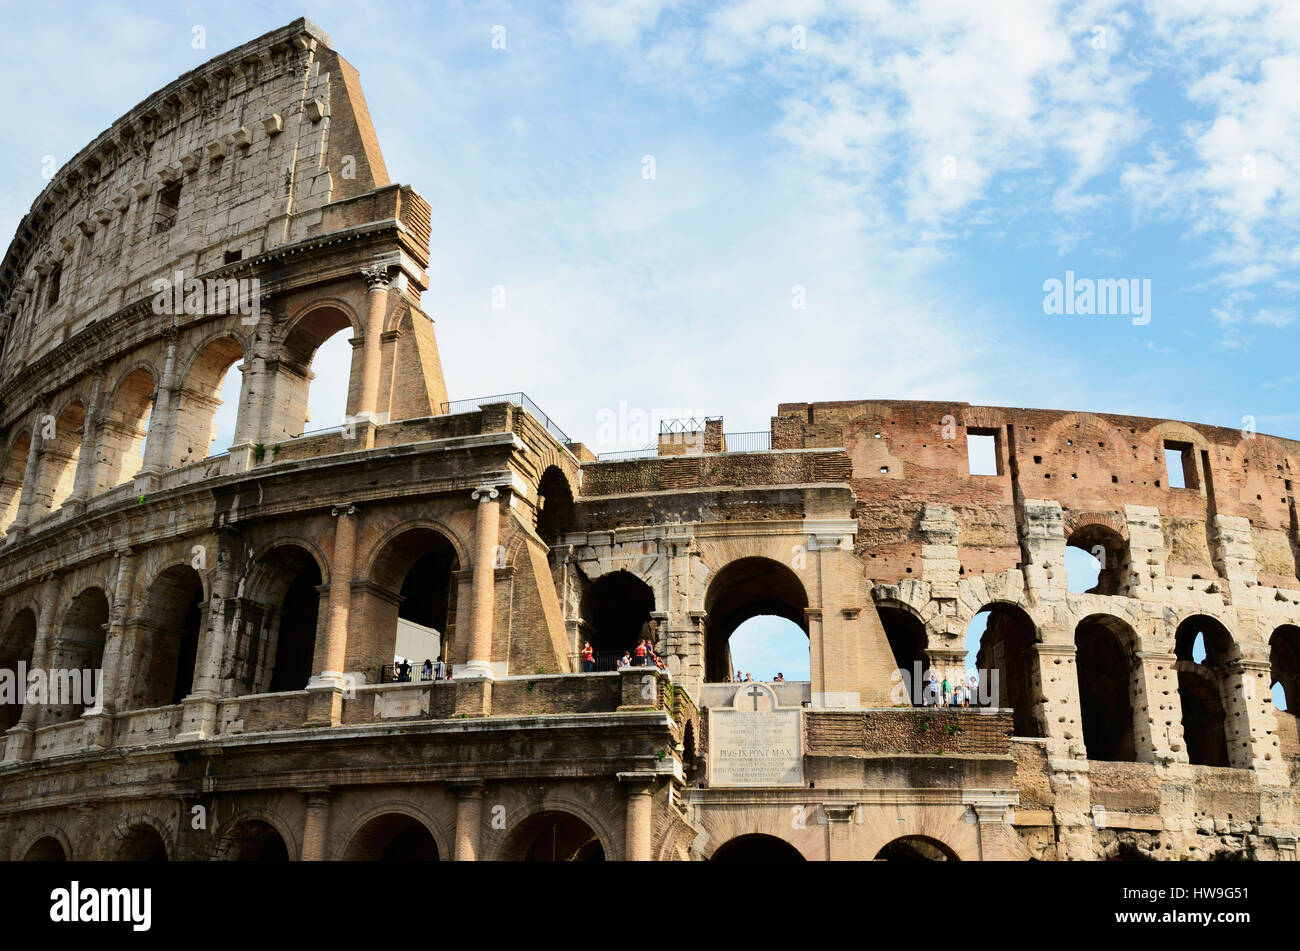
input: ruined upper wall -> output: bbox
[774,400,1300,586]
[0,17,414,382]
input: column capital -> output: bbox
[330,503,356,518]
[361,264,392,289]
[617,771,658,791]
[472,485,500,503]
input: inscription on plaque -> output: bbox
[707,682,803,787]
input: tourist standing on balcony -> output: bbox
[435,656,446,680]
[619,650,632,668]
[581,641,594,672]
[635,639,648,666]
[422,658,433,681]
[398,658,412,682]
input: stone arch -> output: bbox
[170,332,245,466]
[238,543,325,694]
[872,597,930,705]
[112,817,171,861]
[875,834,960,861]
[126,563,207,710]
[41,586,109,726]
[579,569,656,662]
[34,399,86,515]
[710,833,806,861]
[267,300,360,441]
[96,364,157,492]
[970,602,1042,736]
[1064,517,1131,595]
[363,525,462,679]
[536,464,576,543]
[219,818,291,861]
[18,828,72,861]
[486,793,622,861]
[340,802,447,861]
[0,607,38,732]
[1074,613,1140,762]
[213,807,299,861]
[494,809,609,862]
[703,556,809,683]
[1271,624,1300,713]
[0,429,32,532]
[1142,421,1211,490]
[1173,614,1236,768]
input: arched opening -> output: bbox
[96,367,155,491]
[128,565,204,710]
[536,466,576,543]
[579,570,655,665]
[703,558,808,684]
[1174,615,1234,768]
[344,814,439,861]
[729,616,811,683]
[115,824,169,861]
[241,546,323,695]
[876,604,928,705]
[0,608,37,732]
[44,587,109,725]
[23,836,67,861]
[369,528,459,679]
[171,336,244,466]
[966,604,1041,735]
[35,401,84,514]
[225,820,290,861]
[711,834,805,861]
[500,811,605,861]
[0,432,32,532]
[1074,615,1138,762]
[1270,625,1299,714]
[1065,525,1129,595]
[875,835,959,861]
[267,307,355,442]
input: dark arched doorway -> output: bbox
[875,835,959,861]
[242,545,323,694]
[971,604,1041,736]
[0,608,37,732]
[23,836,67,861]
[1174,615,1234,768]
[130,565,204,709]
[704,558,808,683]
[116,824,169,861]
[1075,615,1138,762]
[711,834,804,861]
[369,528,459,679]
[501,811,606,861]
[344,814,439,861]
[580,570,655,663]
[226,820,290,861]
[45,588,109,725]
[536,466,576,543]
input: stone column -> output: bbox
[306,504,356,727]
[139,330,180,478]
[66,368,105,509]
[4,572,63,761]
[9,405,48,534]
[85,546,138,750]
[823,802,856,860]
[462,486,501,679]
[1133,651,1185,765]
[619,773,656,861]
[1226,657,1286,774]
[179,531,239,740]
[299,788,333,861]
[229,306,275,470]
[452,781,484,861]
[356,265,391,423]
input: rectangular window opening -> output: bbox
[1163,440,1197,490]
[155,182,181,234]
[967,429,1000,476]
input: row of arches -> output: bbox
[16,818,956,862]
[0,306,358,535]
[880,602,1300,767]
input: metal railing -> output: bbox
[591,445,658,462]
[380,663,446,683]
[439,392,573,446]
[570,651,661,672]
[593,430,773,461]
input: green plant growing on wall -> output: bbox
[253,443,266,463]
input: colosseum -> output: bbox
[0,18,1296,863]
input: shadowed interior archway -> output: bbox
[1271,624,1300,714]
[0,608,37,732]
[368,527,459,677]
[579,570,655,662]
[224,819,289,861]
[973,604,1042,737]
[499,810,606,861]
[22,836,67,861]
[0,432,31,533]
[241,545,323,694]
[43,587,109,726]
[343,813,439,860]
[1174,615,1234,768]
[116,823,169,861]
[876,604,928,705]
[711,834,805,861]
[536,465,576,543]
[128,564,204,710]
[875,835,959,861]
[1075,614,1138,762]
[704,557,808,683]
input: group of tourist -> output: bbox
[390,657,449,683]
[722,671,786,683]
[923,671,979,708]
[578,639,667,672]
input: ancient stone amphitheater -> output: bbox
[0,19,1295,862]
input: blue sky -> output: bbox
[2,2,1297,694]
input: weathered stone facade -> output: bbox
[0,20,1295,862]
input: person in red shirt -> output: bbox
[635,639,647,666]
[580,641,594,673]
